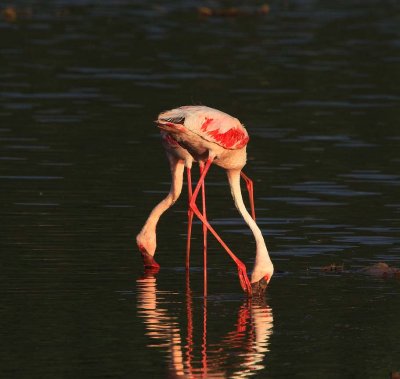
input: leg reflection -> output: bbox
[136,273,273,378]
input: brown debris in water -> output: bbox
[361,262,400,279]
[2,6,18,22]
[198,4,270,18]
[321,263,344,272]
[1,6,33,22]
[318,262,400,279]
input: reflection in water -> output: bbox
[137,273,273,378]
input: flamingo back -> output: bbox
[158,105,249,150]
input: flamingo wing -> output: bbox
[158,106,249,150]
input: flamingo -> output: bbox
[136,105,274,295]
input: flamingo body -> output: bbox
[161,131,194,167]
[159,105,249,150]
[137,105,274,295]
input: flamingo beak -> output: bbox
[138,244,160,272]
[251,275,270,296]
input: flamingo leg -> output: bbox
[199,162,208,296]
[189,158,252,294]
[185,270,194,377]
[202,295,208,377]
[240,171,256,221]
[186,167,193,270]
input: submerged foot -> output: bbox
[237,264,253,295]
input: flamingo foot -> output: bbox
[237,265,252,295]
[251,276,269,296]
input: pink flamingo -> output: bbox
[136,105,274,295]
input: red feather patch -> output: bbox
[201,117,249,149]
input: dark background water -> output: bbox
[1,1,399,378]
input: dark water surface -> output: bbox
[1,1,400,378]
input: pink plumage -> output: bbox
[157,105,249,150]
[137,105,274,295]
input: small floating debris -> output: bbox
[1,6,32,22]
[198,4,270,18]
[360,262,400,279]
[2,6,17,22]
[1,5,92,22]
[321,263,344,272]
[314,262,400,279]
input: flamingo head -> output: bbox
[251,261,274,296]
[136,232,160,271]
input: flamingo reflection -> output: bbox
[137,272,273,378]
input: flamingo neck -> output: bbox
[226,170,274,283]
[137,159,184,256]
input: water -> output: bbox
[1,1,399,377]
